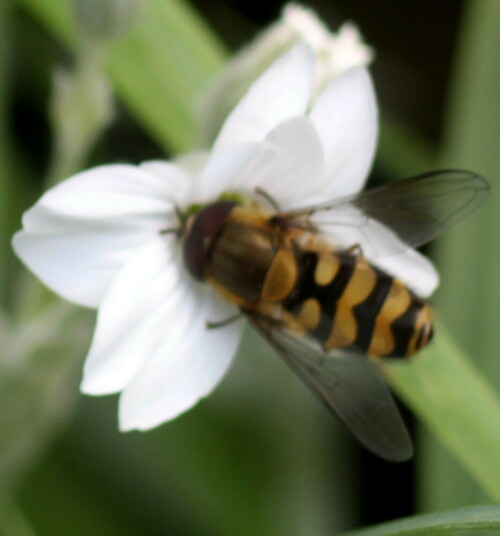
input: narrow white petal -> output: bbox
[309,67,377,198]
[213,43,315,152]
[139,160,193,205]
[13,164,183,307]
[24,164,177,226]
[119,289,243,431]
[375,250,439,298]
[174,151,211,175]
[254,117,324,210]
[200,143,265,201]
[81,236,184,394]
[201,117,325,205]
[13,225,161,308]
[317,220,439,297]
[313,205,405,259]
[312,206,439,297]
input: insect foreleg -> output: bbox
[255,187,281,212]
[344,244,363,256]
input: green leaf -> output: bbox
[17,0,500,520]
[0,498,38,536]
[18,454,143,536]
[17,0,228,152]
[383,318,500,501]
[0,303,92,493]
[435,0,500,375]
[341,505,500,536]
[59,327,343,536]
[377,113,437,180]
[0,0,12,306]
[417,0,500,510]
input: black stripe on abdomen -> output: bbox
[389,300,422,357]
[283,251,356,343]
[351,270,393,353]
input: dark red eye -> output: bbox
[182,201,237,281]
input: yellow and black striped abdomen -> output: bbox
[282,249,433,358]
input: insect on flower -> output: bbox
[180,169,489,462]
[12,43,490,462]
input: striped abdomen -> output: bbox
[282,250,433,358]
[184,202,433,359]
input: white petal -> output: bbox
[201,117,324,206]
[312,206,439,297]
[174,151,210,175]
[317,219,439,297]
[81,236,183,394]
[13,225,152,308]
[24,164,178,226]
[313,205,406,259]
[213,43,315,152]
[200,143,265,201]
[257,116,324,210]
[139,160,193,205]
[119,288,243,431]
[309,67,377,198]
[374,250,439,298]
[13,164,183,308]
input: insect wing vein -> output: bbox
[248,315,413,462]
[278,170,490,257]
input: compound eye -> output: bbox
[182,201,237,281]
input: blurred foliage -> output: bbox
[18,0,226,152]
[2,0,500,535]
[343,505,500,536]
[385,320,500,500]
[416,0,500,513]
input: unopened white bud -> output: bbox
[198,3,373,146]
[72,0,144,40]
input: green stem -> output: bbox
[0,499,38,536]
[377,113,437,180]
[384,318,500,501]
[45,39,112,186]
[341,505,500,536]
[417,0,500,511]
[0,0,12,307]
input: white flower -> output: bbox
[198,3,373,146]
[13,44,438,432]
[280,4,373,95]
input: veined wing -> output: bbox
[277,170,489,258]
[248,314,413,462]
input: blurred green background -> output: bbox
[1,0,500,535]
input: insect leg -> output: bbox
[160,205,186,237]
[160,227,179,235]
[255,187,281,212]
[344,243,363,256]
[206,313,243,329]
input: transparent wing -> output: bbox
[278,170,489,258]
[248,314,413,462]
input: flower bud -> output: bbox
[197,3,373,146]
[72,0,144,41]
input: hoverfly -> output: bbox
[181,170,489,462]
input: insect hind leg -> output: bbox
[206,313,243,329]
